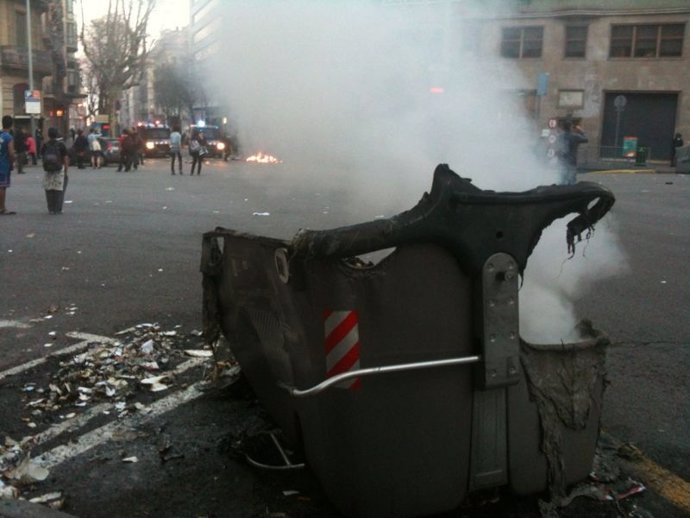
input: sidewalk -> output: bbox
[581,159,679,175]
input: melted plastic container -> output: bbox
[201,164,614,517]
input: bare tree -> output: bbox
[153,61,204,123]
[80,0,155,131]
[81,61,99,120]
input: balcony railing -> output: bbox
[0,45,53,75]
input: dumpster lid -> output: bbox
[291,164,614,276]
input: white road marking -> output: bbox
[3,357,209,459]
[2,328,228,474]
[0,319,32,329]
[36,366,240,470]
[0,333,118,383]
[65,331,122,344]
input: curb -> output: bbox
[0,500,76,518]
[589,168,657,174]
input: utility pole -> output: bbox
[26,0,36,140]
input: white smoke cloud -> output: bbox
[209,0,628,343]
[211,2,554,205]
[520,218,629,343]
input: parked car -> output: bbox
[100,138,121,166]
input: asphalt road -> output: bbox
[0,160,688,517]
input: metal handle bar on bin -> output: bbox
[280,354,481,398]
[290,164,615,276]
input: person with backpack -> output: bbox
[0,115,16,215]
[41,128,69,214]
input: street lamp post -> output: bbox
[26,0,36,141]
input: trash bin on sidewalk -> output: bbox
[635,146,648,166]
[676,144,690,173]
[201,164,615,518]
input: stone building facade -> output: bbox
[185,0,689,163]
[463,0,690,162]
[0,0,81,135]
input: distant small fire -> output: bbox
[246,152,282,164]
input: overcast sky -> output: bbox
[79,0,190,39]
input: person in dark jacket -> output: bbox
[40,128,69,214]
[117,129,136,172]
[0,115,16,215]
[14,128,27,174]
[671,133,683,166]
[72,129,89,169]
[35,127,43,159]
[557,120,588,185]
[189,131,208,175]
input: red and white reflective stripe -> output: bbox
[324,309,361,390]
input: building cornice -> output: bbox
[487,8,690,21]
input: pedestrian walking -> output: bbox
[170,125,183,175]
[189,131,208,176]
[131,127,144,169]
[221,131,233,161]
[88,128,102,168]
[0,115,16,215]
[35,127,43,158]
[117,129,135,172]
[40,128,69,215]
[671,132,683,166]
[27,133,37,165]
[14,128,27,174]
[557,120,588,185]
[72,129,89,169]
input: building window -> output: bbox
[610,24,685,58]
[65,0,74,15]
[15,11,27,47]
[501,26,543,58]
[193,18,221,45]
[565,25,588,58]
[66,21,78,49]
[192,0,217,24]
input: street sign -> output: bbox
[24,89,41,115]
[537,72,550,97]
[623,136,638,158]
[614,94,627,111]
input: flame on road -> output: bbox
[246,152,282,164]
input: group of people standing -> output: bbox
[4,126,43,175]
[0,119,232,217]
[116,127,146,172]
[0,115,69,215]
[169,126,208,176]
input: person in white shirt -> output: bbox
[169,125,183,175]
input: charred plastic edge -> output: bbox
[289,164,615,277]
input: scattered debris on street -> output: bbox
[0,323,222,507]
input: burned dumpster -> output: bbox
[201,164,615,518]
